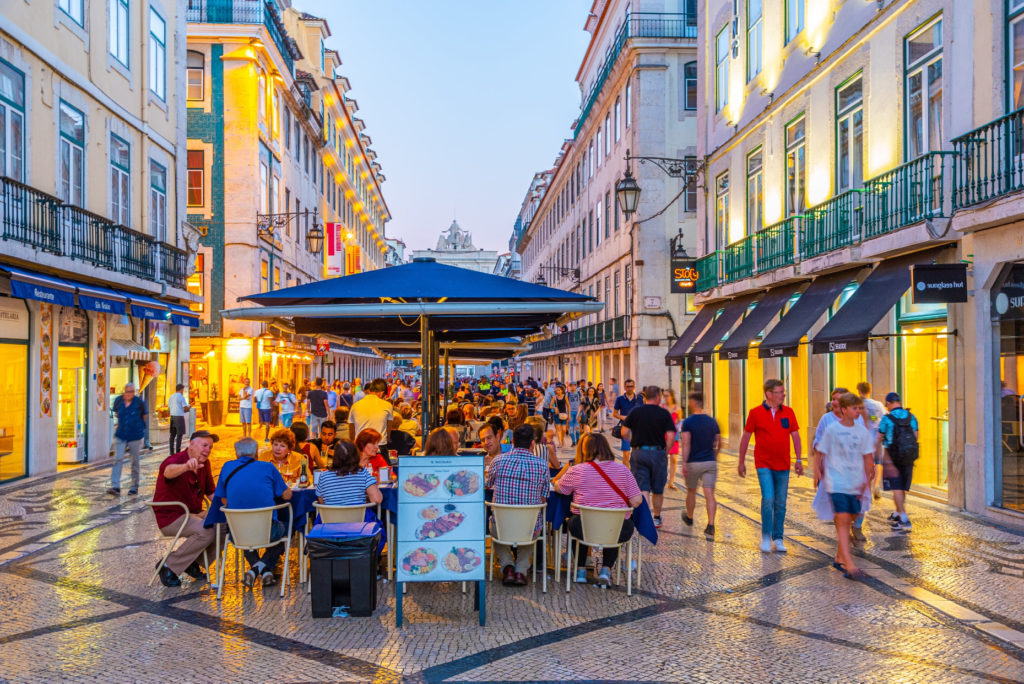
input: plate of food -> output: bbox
[443,547,482,573]
[444,470,479,497]
[401,547,438,576]
[418,503,455,520]
[403,473,440,497]
[415,510,465,540]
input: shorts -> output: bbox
[258,408,272,424]
[829,492,862,516]
[239,407,252,424]
[630,447,668,495]
[883,462,913,492]
[684,460,718,489]
[553,413,568,425]
[280,412,294,428]
[621,438,631,452]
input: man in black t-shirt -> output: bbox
[680,392,721,539]
[306,378,330,435]
[309,420,339,467]
[622,385,676,528]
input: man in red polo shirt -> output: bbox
[738,379,803,554]
[151,430,219,587]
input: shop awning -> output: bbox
[128,294,170,321]
[665,305,717,366]
[168,303,200,328]
[75,283,127,315]
[811,248,950,354]
[759,269,861,358]
[0,264,75,307]
[688,293,761,363]
[717,282,803,360]
[110,338,152,360]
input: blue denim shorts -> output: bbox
[830,492,862,516]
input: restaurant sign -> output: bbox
[911,263,968,303]
[670,258,699,294]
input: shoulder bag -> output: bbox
[587,461,630,506]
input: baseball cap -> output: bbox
[884,392,901,404]
[189,430,220,442]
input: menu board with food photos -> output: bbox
[396,455,485,583]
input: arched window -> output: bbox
[186,50,205,101]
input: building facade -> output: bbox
[411,221,498,273]
[516,0,699,389]
[186,1,390,427]
[686,0,1024,525]
[0,0,195,481]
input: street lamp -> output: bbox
[256,207,323,254]
[305,223,324,254]
[615,149,701,222]
[670,228,689,259]
[615,166,641,218]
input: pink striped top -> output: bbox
[557,461,641,518]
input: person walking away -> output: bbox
[663,389,682,490]
[612,380,643,467]
[621,385,676,528]
[680,392,720,539]
[566,382,582,446]
[151,430,219,586]
[814,393,875,580]
[307,377,330,435]
[168,384,189,454]
[857,382,885,499]
[254,381,275,442]
[738,379,803,553]
[108,383,148,496]
[338,382,355,410]
[813,388,867,543]
[878,392,919,532]
[276,383,298,428]
[214,437,292,588]
[347,378,394,446]
[238,378,253,438]
[542,381,557,423]
[326,382,339,420]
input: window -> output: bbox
[613,270,621,316]
[836,76,864,191]
[186,150,204,206]
[186,51,204,101]
[59,0,84,25]
[187,254,204,312]
[604,114,610,156]
[604,191,611,238]
[785,0,804,44]
[625,81,632,128]
[604,276,611,318]
[0,60,25,181]
[905,18,942,159]
[785,116,806,216]
[614,189,620,232]
[1011,3,1024,109]
[148,9,166,100]
[716,172,729,248]
[624,265,632,314]
[109,0,129,66]
[260,260,269,293]
[716,26,730,112]
[109,134,130,225]
[259,162,269,214]
[149,161,166,241]
[684,62,697,110]
[284,188,291,236]
[747,0,762,81]
[588,210,594,251]
[684,156,697,212]
[284,107,291,150]
[271,174,280,214]
[595,129,601,168]
[746,148,763,234]
[257,71,267,124]
[58,101,85,206]
[614,97,621,141]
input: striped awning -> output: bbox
[110,338,152,360]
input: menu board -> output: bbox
[396,455,485,583]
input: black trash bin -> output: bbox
[306,522,382,618]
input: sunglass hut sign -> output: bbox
[911,264,968,304]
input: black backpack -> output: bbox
[888,412,919,466]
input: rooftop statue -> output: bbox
[436,220,475,251]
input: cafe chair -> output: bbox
[487,502,547,593]
[216,503,293,600]
[565,504,635,596]
[145,500,209,587]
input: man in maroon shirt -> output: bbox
[152,430,219,587]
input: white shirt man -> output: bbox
[348,381,393,444]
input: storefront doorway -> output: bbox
[57,307,89,464]
[994,262,1024,512]
[0,296,28,482]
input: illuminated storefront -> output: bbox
[57,306,89,464]
[0,296,28,482]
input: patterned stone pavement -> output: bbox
[2,429,1024,682]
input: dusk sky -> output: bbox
[301,0,593,254]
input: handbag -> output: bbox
[558,412,569,421]
[611,422,623,439]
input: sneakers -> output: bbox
[851,527,867,543]
[653,515,662,529]
[596,567,611,587]
[157,565,181,587]
[242,569,257,588]
[128,487,138,496]
[887,512,901,522]
[703,524,715,539]
[106,487,120,496]
[891,518,912,532]
[682,513,694,527]
[261,571,276,587]
[760,536,773,553]
[774,539,788,553]
[575,568,588,583]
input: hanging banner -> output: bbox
[96,312,108,410]
[38,303,53,417]
[325,222,343,277]
[315,338,329,356]
[670,258,699,294]
[911,263,968,303]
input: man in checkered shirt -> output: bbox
[485,423,551,587]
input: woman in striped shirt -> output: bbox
[316,440,383,507]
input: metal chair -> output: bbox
[565,504,635,596]
[145,500,209,586]
[216,503,293,599]
[488,502,547,593]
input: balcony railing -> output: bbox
[755,216,799,273]
[186,0,295,74]
[800,190,860,259]
[952,107,1024,209]
[721,234,755,283]
[525,315,630,354]
[0,176,189,289]
[695,252,720,292]
[575,11,697,139]
[862,152,953,239]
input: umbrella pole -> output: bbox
[430,332,440,429]
[420,315,430,438]
[443,347,450,419]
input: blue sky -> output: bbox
[300,0,593,253]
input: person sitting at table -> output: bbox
[151,430,219,587]
[478,420,503,468]
[424,427,457,456]
[396,403,420,436]
[333,405,350,427]
[309,420,339,467]
[316,439,383,506]
[554,433,642,587]
[214,437,292,588]
[355,428,390,477]
[290,421,326,471]
[525,415,560,472]
[444,407,468,446]
[262,428,304,484]
[485,424,551,587]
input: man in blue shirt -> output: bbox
[680,392,721,539]
[878,392,919,532]
[613,379,643,467]
[108,383,147,496]
[214,437,292,587]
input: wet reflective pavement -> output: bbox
[2,430,1024,682]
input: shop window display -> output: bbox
[713,356,730,441]
[57,307,89,464]
[0,342,27,481]
[901,324,949,490]
[993,263,1024,511]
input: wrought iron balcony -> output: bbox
[952,107,1024,209]
[799,190,861,260]
[185,0,297,74]
[754,216,799,273]
[525,315,630,354]
[695,252,721,292]
[721,234,755,283]
[861,151,953,239]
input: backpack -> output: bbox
[888,412,919,466]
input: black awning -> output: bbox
[811,248,950,354]
[718,282,804,360]
[665,305,717,366]
[758,269,860,358]
[688,293,761,363]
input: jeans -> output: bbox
[280,412,294,428]
[243,520,287,571]
[569,410,580,445]
[111,437,143,490]
[309,414,325,435]
[755,468,790,541]
[169,416,186,454]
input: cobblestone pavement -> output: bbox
[2,429,1024,682]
